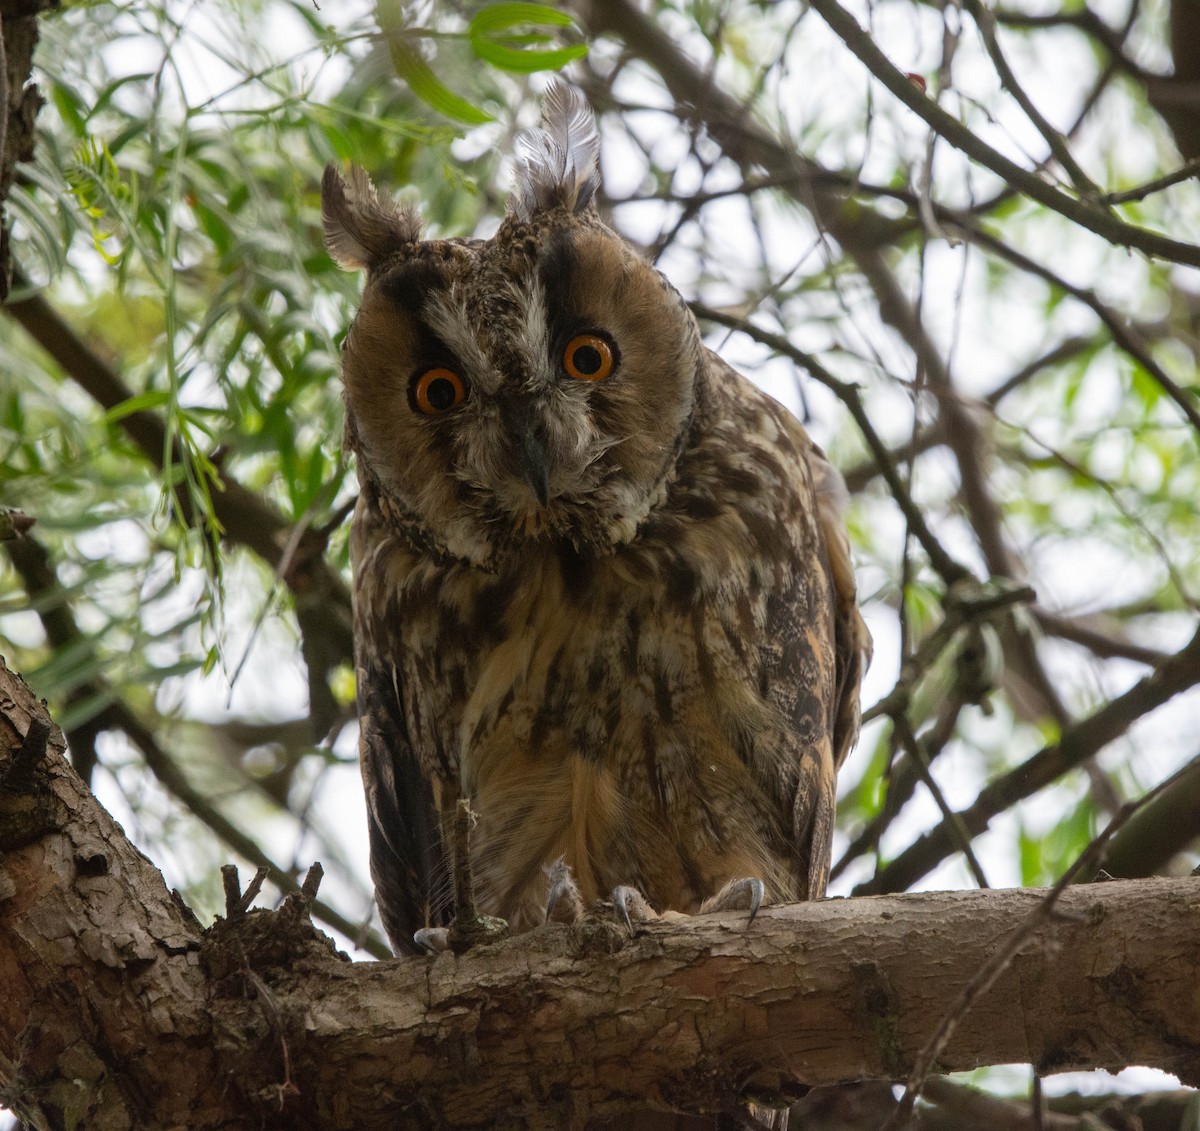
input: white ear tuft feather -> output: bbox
[322,164,422,272]
[511,78,601,221]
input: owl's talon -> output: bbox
[700,876,766,924]
[611,885,659,934]
[413,926,451,953]
[545,856,584,924]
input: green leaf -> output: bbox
[469,3,587,73]
[375,0,494,126]
[386,36,493,124]
[51,83,88,138]
[106,390,171,423]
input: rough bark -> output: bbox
[1,655,1198,1131]
[0,0,49,300]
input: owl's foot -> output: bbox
[413,926,450,953]
[545,856,585,923]
[413,912,511,954]
[699,876,766,924]
[611,884,660,933]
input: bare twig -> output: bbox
[690,302,972,587]
[806,0,1200,266]
[893,714,990,888]
[860,622,1200,894]
[832,693,966,883]
[1100,156,1200,203]
[949,220,1200,436]
[1032,610,1168,666]
[962,0,1101,197]
[447,799,510,954]
[222,863,271,918]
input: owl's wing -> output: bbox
[809,448,873,775]
[356,647,451,955]
[764,439,872,901]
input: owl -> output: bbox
[322,81,871,956]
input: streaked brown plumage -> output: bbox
[323,81,871,955]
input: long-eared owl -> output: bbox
[322,81,871,955]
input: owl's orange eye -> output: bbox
[563,334,616,382]
[412,367,467,415]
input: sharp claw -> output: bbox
[701,876,767,924]
[612,886,634,932]
[745,877,764,926]
[610,885,657,933]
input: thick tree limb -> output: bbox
[2,657,1198,1130]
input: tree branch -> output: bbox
[690,302,972,586]
[5,531,386,956]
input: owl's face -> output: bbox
[324,88,703,567]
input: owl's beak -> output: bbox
[518,428,551,507]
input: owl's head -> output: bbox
[323,81,703,567]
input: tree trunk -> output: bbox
[1,656,1198,1130]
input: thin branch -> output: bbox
[947,220,1200,437]
[992,5,1148,79]
[961,0,1101,197]
[859,622,1200,894]
[1032,610,1168,666]
[1100,156,1200,204]
[831,690,966,883]
[893,714,990,888]
[842,336,1099,494]
[689,302,972,587]
[806,0,1200,266]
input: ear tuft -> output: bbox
[321,164,422,272]
[510,78,601,221]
